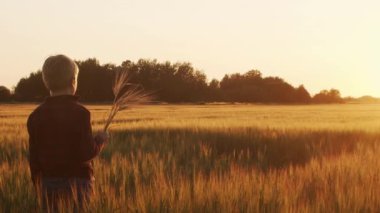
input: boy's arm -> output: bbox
[80,110,107,161]
[27,114,41,185]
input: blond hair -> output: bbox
[42,55,79,91]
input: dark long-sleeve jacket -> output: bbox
[27,95,103,184]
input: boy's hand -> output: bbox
[94,131,110,145]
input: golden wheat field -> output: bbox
[0,104,380,212]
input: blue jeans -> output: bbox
[40,177,94,212]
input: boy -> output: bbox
[27,55,108,210]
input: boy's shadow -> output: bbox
[101,128,369,173]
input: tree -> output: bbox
[12,58,317,104]
[14,71,48,101]
[76,59,115,102]
[207,79,221,101]
[294,85,311,103]
[0,86,11,102]
[219,70,310,103]
[312,89,343,103]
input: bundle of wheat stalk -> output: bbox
[103,71,152,131]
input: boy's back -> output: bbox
[27,95,101,183]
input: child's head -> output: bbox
[42,55,79,95]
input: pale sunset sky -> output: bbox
[0,0,379,97]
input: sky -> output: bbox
[0,0,379,97]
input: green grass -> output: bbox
[0,104,379,212]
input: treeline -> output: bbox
[0,58,343,104]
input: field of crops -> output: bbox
[0,104,379,212]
